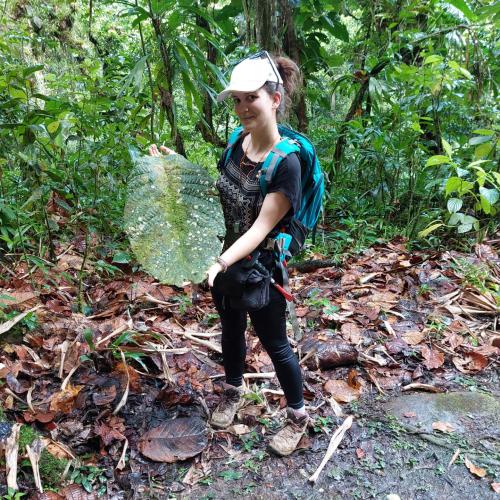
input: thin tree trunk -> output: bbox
[242,0,255,46]
[333,60,389,173]
[149,7,186,156]
[195,3,224,148]
[135,0,155,140]
[280,0,308,131]
[255,0,277,52]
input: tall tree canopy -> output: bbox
[0,0,498,267]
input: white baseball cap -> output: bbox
[217,54,283,102]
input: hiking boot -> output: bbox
[268,407,309,456]
[210,384,245,429]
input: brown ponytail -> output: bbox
[263,55,302,120]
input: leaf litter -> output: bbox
[0,237,498,494]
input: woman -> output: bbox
[150,52,308,456]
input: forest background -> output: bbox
[0,0,498,280]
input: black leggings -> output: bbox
[211,285,304,409]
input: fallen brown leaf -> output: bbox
[421,345,445,370]
[114,361,141,392]
[58,483,97,499]
[347,369,363,390]
[432,421,455,433]
[228,424,251,435]
[452,351,489,373]
[94,416,126,446]
[324,379,362,403]
[138,417,208,462]
[464,352,489,371]
[49,384,82,414]
[92,385,117,406]
[402,330,426,346]
[464,456,487,478]
[340,322,362,344]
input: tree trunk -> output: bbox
[242,0,255,46]
[195,3,224,148]
[255,0,278,52]
[333,61,389,173]
[280,0,308,132]
[150,14,186,156]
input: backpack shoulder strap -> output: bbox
[259,138,300,196]
[218,126,245,170]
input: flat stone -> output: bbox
[385,391,499,436]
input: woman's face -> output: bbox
[231,87,281,132]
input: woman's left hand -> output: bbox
[207,262,224,287]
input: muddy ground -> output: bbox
[115,372,499,500]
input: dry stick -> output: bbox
[243,372,276,380]
[61,366,79,391]
[185,331,222,338]
[308,415,354,484]
[113,350,130,415]
[448,448,461,468]
[26,439,44,493]
[61,459,73,481]
[95,323,129,347]
[160,351,174,383]
[299,348,317,366]
[140,345,190,355]
[401,383,442,393]
[359,351,387,367]
[143,293,177,307]
[179,331,222,353]
[0,304,43,335]
[55,244,74,260]
[5,423,21,491]
[58,340,69,379]
[4,388,28,406]
[359,272,380,284]
[116,438,129,470]
[260,388,284,396]
[27,385,35,413]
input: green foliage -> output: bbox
[38,450,68,487]
[313,415,335,433]
[0,0,498,273]
[451,258,498,300]
[69,464,107,495]
[218,469,243,481]
[2,489,26,500]
[419,132,499,239]
[241,430,261,452]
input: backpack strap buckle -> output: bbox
[261,237,276,251]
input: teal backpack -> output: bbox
[220,124,325,259]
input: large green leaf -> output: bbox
[124,154,225,286]
[445,0,476,21]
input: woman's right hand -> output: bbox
[149,144,176,156]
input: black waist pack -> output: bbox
[213,251,271,311]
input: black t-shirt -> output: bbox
[217,137,301,250]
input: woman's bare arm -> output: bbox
[207,191,290,286]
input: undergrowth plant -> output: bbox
[419,131,499,241]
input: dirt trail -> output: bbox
[181,382,499,500]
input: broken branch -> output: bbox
[309,415,353,483]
